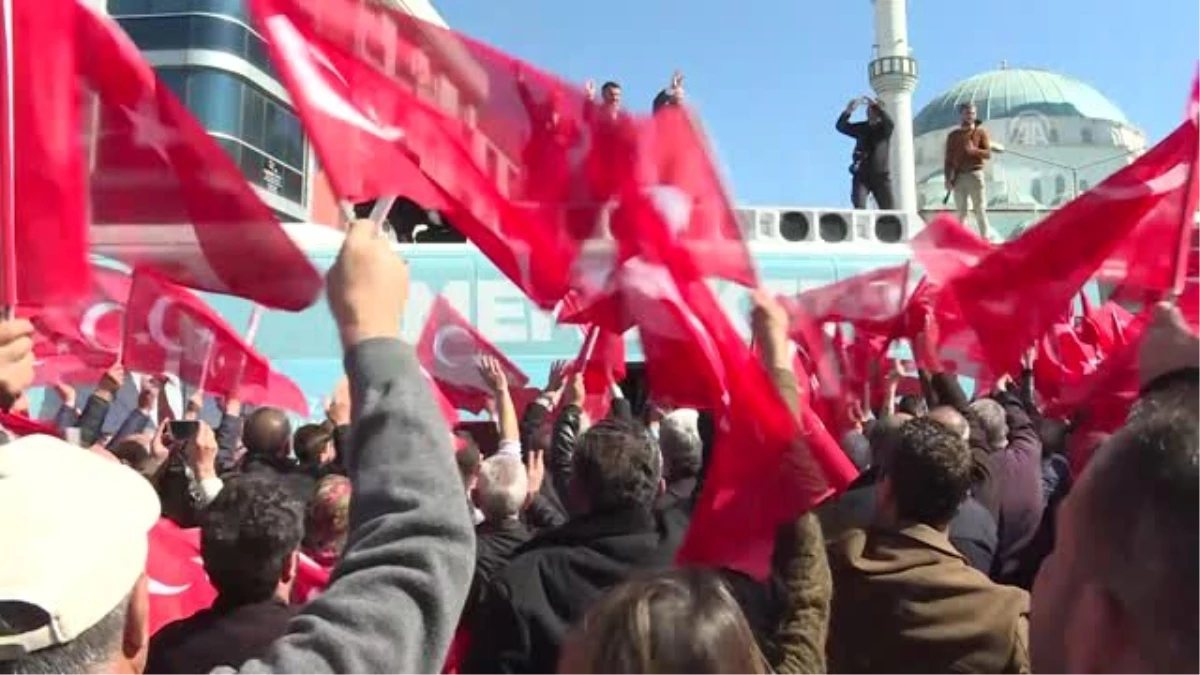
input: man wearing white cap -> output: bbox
[0,434,159,673]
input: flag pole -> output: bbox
[0,0,17,319]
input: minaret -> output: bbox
[869,0,919,212]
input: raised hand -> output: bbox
[326,218,409,350]
[478,354,509,393]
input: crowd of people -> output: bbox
[0,217,1195,674]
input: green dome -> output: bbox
[913,68,1131,136]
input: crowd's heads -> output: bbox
[867,412,910,467]
[878,417,973,529]
[928,405,969,442]
[839,430,872,472]
[455,433,482,492]
[896,394,927,417]
[559,568,767,674]
[303,475,352,564]
[110,433,163,482]
[242,407,292,460]
[658,408,702,483]
[0,435,158,674]
[201,475,303,604]
[969,399,1009,452]
[293,422,335,467]
[474,454,528,523]
[569,418,661,514]
[1032,409,1199,673]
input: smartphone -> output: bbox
[168,420,199,443]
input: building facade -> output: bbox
[912,67,1147,238]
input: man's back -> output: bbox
[463,507,683,673]
[147,599,297,673]
[827,524,1029,673]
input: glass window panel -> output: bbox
[156,68,188,100]
[186,71,241,136]
[188,0,249,21]
[117,16,192,51]
[241,87,266,148]
[264,101,304,167]
[108,0,154,15]
[191,15,247,56]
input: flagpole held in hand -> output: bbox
[0,0,16,319]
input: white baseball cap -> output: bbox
[0,435,159,660]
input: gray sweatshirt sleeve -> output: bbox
[233,338,476,674]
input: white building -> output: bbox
[913,66,1147,237]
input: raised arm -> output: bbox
[236,220,475,674]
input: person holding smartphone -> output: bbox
[836,95,896,210]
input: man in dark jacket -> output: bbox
[469,453,532,611]
[463,418,683,673]
[240,407,316,505]
[147,475,304,673]
[836,96,895,209]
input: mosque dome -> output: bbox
[913,67,1132,136]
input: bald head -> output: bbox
[243,407,292,459]
[928,405,968,441]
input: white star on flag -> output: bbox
[122,96,177,164]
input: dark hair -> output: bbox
[601,81,621,94]
[201,475,303,603]
[1077,410,1198,672]
[242,407,291,459]
[0,595,128,674]
[571,418,661,512]
[293,422,333,466]
[867,413,910,467]
[959,102,976,112]
[897,394,927,417]
[928,405,968,440]
[885,417,972,527]
[560,568,766,673]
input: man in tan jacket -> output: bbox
[944,102,993,238]
[826,417,1029,673]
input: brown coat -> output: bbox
[944,125,992,177]
[826,523,1030,673]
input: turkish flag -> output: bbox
[238,370,311,416]
[29,265,131,354]
[121,272,271,398]
[786,263,912,330]
[944,112,1198,374]
[146,519,216,635]
[416,296,529,414]
[2,0,90,307]
[77,4,322,312]
[423,368,461,430]
[290,552,332,605]
[1034,323,1102,401]
[251,0,580,309]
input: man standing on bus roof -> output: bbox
[836,96,896,210]
[944,102,993,239]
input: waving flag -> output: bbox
[416,296,528,414]
[121,272,271,397]
[78,3,322,311]
[2,0,90,307]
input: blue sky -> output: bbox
[435,0,1198,207]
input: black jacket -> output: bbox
[146,597,297,673]
[241,454,317,506]
[466,518,533,620]
[836,107,894,176]
[462,506,685,673]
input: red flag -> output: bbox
[786,263,911,329]
[250,0,579,309]
[910,215,994,285]
[77,4,321,312]
[2,0,90,307]
[1033,323,1102,401]
[291,551,332,605]
[416,297,529,414]
[944,118,1198,373]
[238,370,310,415]
[29,265,130,353]
[0,411,63,439]
[424,368,462,430]
[146,519,216,635]
[122,272,271,397]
